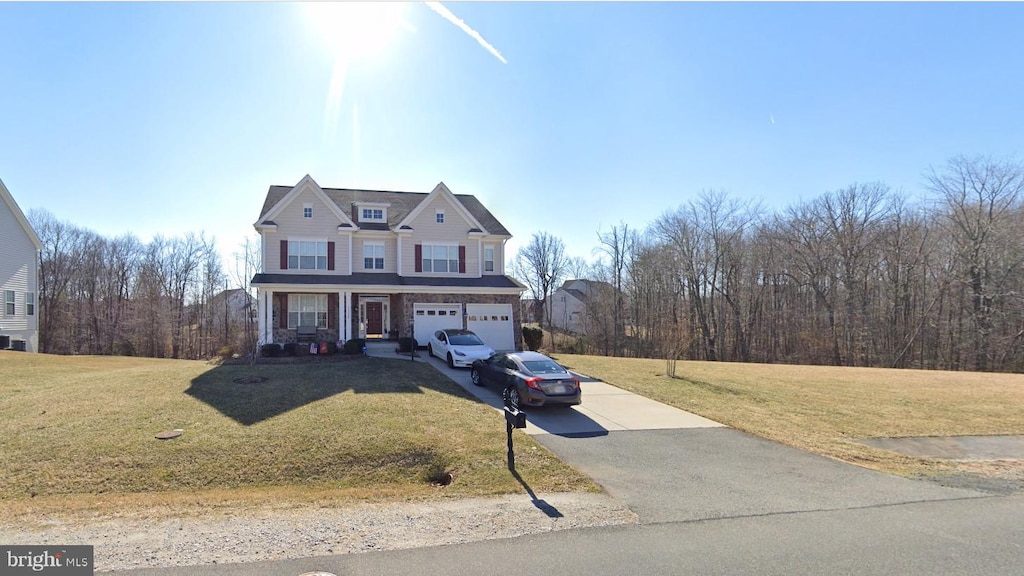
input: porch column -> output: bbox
[263,290,275,344]
[256,290,265,344]
[343,291,353,341]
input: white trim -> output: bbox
[395,182,488,232]
[251,282,523,296]
[0,177,42,250]
[256,175,358,230]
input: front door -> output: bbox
[366,302,383,338]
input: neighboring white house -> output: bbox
[0,178,41,352]
[548,279,612,334]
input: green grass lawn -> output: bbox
[0,351,596,521]
[554,354,1024,479]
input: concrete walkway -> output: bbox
[364,342,723,436]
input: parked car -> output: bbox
[428,329,495,368]
[471,351,581,408]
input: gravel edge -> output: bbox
[0,493,638,573]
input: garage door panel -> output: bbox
[466,304,514,351]
[413,304,463,346]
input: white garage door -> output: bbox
[412,304,463,347]
[466,304,515,351]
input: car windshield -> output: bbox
[522,359,566,374]
[448,333,484,346]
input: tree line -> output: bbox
[514,155,1024,373]
[27,209,259,359]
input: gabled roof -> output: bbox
[395,182,486,233]
[256,178,511,236]
[257,175,357,229]
[0,177,42,250]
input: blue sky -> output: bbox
[3,2,1023,270]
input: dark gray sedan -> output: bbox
[471,351,582,408]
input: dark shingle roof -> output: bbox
[251,273,523,290]
[257,184,511,236]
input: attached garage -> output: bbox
[412,303,463,347]
[466,303,515,351]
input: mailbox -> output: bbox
[504,406,527,429]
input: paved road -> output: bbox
[111,350,1023,575]
[117,494,1024,576]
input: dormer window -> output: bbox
[355,202,389,223]
[435,209,445,224]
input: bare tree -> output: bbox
[927,155,1024,371]
[512,232,568,333]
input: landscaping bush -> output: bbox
[282,342,299,357]
[396,337,416,353]
[260,343,282,357]
[522,326,543,351]
[343,338,366,354]
[326,341,338,354]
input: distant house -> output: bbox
[0,178,41,352]
[548,279,614,334]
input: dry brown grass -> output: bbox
[0,351,596,523]
[553,354,1024,479]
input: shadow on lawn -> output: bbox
[187,356,464,425]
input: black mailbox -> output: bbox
[504,406,527,429]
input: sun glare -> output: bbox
[305,2,408,63]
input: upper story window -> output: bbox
[26,292,35,316]
[422,244,459,273]
[303,204,313,219]
[4,290,14,315]
[435,209,445,224]
[484,246,495,272]
[288,240,327,270]
[363,242,385,270]
[360,208,385,222]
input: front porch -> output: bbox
[258,291,399,345]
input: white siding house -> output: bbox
[0,178,41,352]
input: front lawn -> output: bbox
[0,351,595,522]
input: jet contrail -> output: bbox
[425,2,507,64]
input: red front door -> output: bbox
[366,302,383,337]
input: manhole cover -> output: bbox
[155,429,184,440]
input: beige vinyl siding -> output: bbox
[481,240,505,275]
[355,236,398,274]
[402,195,481,276]
[261,188,353,274]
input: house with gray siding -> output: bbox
[0,178,41,352]
[251,176,526,351]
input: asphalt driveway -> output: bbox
[366,344,991,524]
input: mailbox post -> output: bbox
[503,384,526,470]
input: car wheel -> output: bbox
[471,368,483,386]
[428,344,435,359]
[447,353,455,369]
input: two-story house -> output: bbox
[548,279,615,334]
[251,176,526,351]
[0,177,42,352]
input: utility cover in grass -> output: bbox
[155,429,184,440]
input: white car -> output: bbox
[428,329,495,368]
